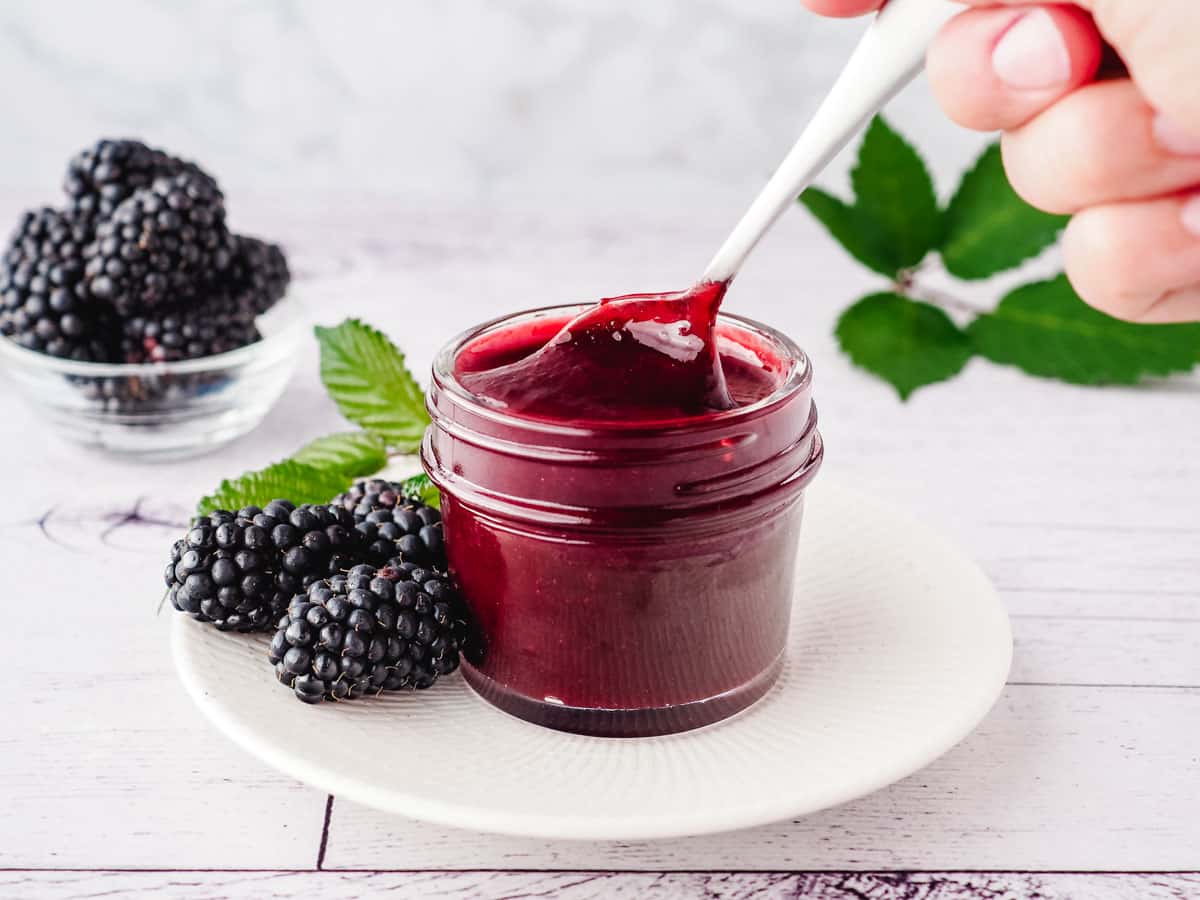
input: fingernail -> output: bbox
[1182,196,1200,238]
[1153,113,1200,157]
[991,10,1071,90]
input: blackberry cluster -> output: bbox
[84,171,235,315]
[332,479,446,569]
[269,561,467,703]
[166,500,363,632]
[1,138,292,406]
[63,139,214,227]
[0,208,117,361]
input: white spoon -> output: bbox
[704,0,961,284]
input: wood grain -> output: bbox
[1008,614,1200,686]
[0,523,326,869]
[1,871,1198,900]
[320,685,1200,871]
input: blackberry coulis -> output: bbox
[165,500,364,632]
[331,479,446,569]
[269,562,467,704]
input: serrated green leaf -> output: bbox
[940,143,1068,280]
[799,117,939,278]
[198,461,355,516]
[399,473,441,509]
[836,293,974,400]
[315,319,430,452]
[290,430,388,476]
[196,431,385,516]
[798,188,903,278]
[850,117,941,271]
[967,275,1200,385]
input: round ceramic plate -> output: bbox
[173,478,1012,841]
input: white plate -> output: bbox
[173,478,1012,841]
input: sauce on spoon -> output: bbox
[456,280,768,423]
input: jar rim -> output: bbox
[430,302,814,437]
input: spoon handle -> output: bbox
[703,0,960,285]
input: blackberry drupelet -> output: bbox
[0,207,117,361]
[63,138,216,227]
[83,170,235,315]
[268,562,467,703]
[120,287,261,363]
[165,500,365,632]
[226,235,290,315]
[331,479,446,569]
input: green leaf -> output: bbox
[836,293,974,400]
[399,473,441,509]
[798,188,903,278]
[196,431,385,516]
[799,117,940,278]
[290,430,388,477]
[850,117,941,271]
[198,461,355,516]
[315,319,430,452]
[967,275,1200,385]
[940,143,1069,280]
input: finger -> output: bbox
[1000,80,1200,215]
[927,4,1102,132]
[1089,0,1200,128]
[799,0,883,17]
[1062,193,1200,323]
[953,0,1200,129]
[1133,286,1200,325]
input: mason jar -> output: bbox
[423,304,823,737]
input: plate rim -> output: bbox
[172,478,1013,841]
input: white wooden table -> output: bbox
[2,191,1197,900]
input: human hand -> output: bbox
[801,1,1200,323]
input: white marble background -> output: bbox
[0,0,989,210]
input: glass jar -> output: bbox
[423,304,823,737]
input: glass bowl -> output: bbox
[0,294,307,460]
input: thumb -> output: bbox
[1090,0,1200,130]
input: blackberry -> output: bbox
[331,479,446,569]
[166,500,365,632]
[260,500,366,600]
[63,138,216,227]
[268,562,467,703]
[83,170,235,315]
[0,207,117,361]
[120,286,261,363]
[166,507,290,632]
[226,235,290,315]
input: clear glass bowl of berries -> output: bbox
[0,291,306,460]
[0,140,308,460]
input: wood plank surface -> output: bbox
[320,686,1200,872]
[1,193,1196,884]
[2,871,1198,900]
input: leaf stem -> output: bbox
[905,280,989,317]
